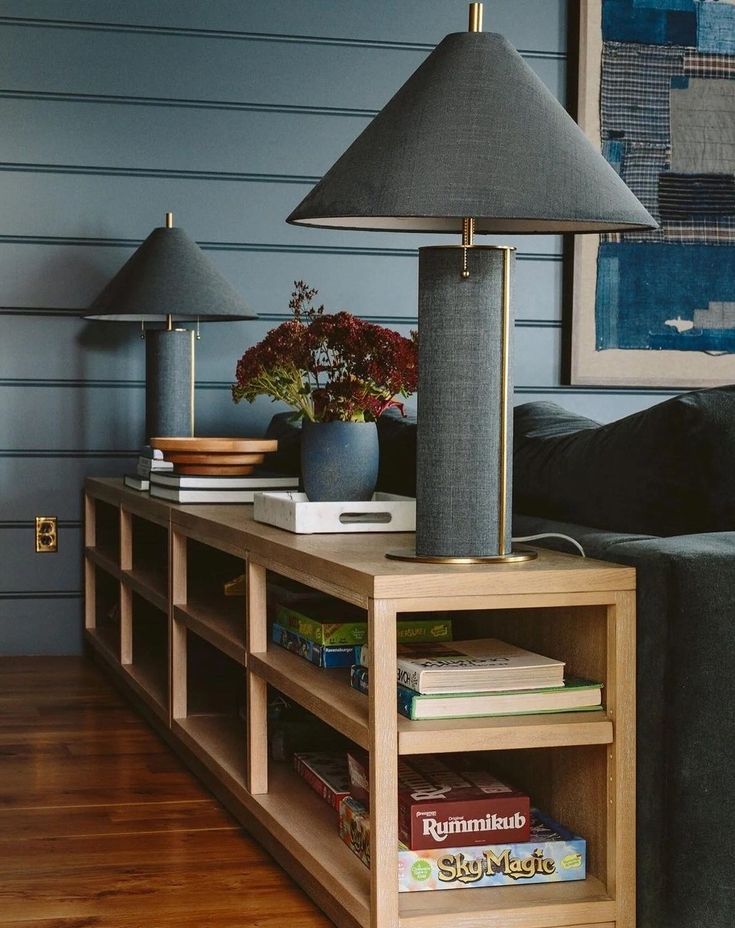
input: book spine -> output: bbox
[396,685,417,720]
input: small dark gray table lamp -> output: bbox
[84,213,256,441]
[288,2,656,563]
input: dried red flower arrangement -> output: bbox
[232,282,418,422]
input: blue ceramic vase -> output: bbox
[301,421,379,502]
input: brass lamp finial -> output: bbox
[469,2,483,32]
[165,211,174,228]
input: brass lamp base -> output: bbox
[385,545,538,564]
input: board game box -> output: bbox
[339,797,586,892]
[272,623,355,668]
[346,751,530,849]
[293,751,350,812]
[276,603,452,647]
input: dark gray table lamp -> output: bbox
[288,2,656,563]
[84,213,256,441]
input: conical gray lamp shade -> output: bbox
[84,220,256,441]
[287,32,656,234]
[85,226,256,322]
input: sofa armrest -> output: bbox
[514,514,735,928]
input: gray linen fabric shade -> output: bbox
[287,32,656,234]
[85,226,256,322]
[84,220,255,440]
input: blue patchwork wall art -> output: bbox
[571,0,735,387]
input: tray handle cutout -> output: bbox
[339,511,393,524]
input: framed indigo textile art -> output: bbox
[571,0,735,387]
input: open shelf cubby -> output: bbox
[173,626,247,789]
[92,498,120,564]
[123,591,168,719]
[174,538,247,664]
[87,565,121,660]
[124,514,169,607]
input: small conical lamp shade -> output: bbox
[288,32,656,234]
[84,215,256,440]
[85,223,256,322]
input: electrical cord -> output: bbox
[512,533,586,558]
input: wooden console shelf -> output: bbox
[84,477,636,928]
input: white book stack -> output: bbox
[136,446,175,478]
[148,471,299,503]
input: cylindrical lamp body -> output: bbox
[145,328,195,440]
[415,246,514,558]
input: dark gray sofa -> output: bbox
[513,391,735,928]
[271,390,735,927]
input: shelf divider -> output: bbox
[248,645,369,750]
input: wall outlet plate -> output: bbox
[35,516,58,553]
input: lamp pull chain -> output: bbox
[196,317,201,341]
[140,320,145,340]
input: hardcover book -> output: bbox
[277,602,452,648]
[339,798,586,892]
[272,623,355,668]
[350,666,602,720]
[150,472,299,490]
[292,751,351,812]
[123,473,149,492]
[359,639,565,695]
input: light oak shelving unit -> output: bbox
[84,477,636,928]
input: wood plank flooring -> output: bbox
[0,656,334,928]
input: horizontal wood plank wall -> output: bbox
[0,0,675,654]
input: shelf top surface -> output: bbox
[86,478,636,601]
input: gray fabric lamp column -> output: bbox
[287,2,656,563]
[84,213,256,442]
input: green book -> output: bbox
[395,677,603,721]
[275,602,452,647]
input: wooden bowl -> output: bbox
[149,437,278,477]
[149,437,277,453]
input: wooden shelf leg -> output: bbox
[609,590,636,928]
[170,531,187,720]
[246,558,268,794]
[368,598,399,928]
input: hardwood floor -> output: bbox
[0,656,333,928]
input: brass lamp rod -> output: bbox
[165,212,174,329]
[469,2,483,32]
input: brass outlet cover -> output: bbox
[35,516,58,553]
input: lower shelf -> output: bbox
[123,660,168,721]
[87,626,119,662]
[248,764,615,928]
[251,763,371,927]
[174,714,247,791]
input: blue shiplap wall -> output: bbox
[0,0,677,655]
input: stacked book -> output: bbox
[148,471,299,503]
[350,638,602,720]
[124,447,174,491]
[272,599,453,669]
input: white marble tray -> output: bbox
[253,491,416,534]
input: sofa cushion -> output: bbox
[513,386,735,535]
